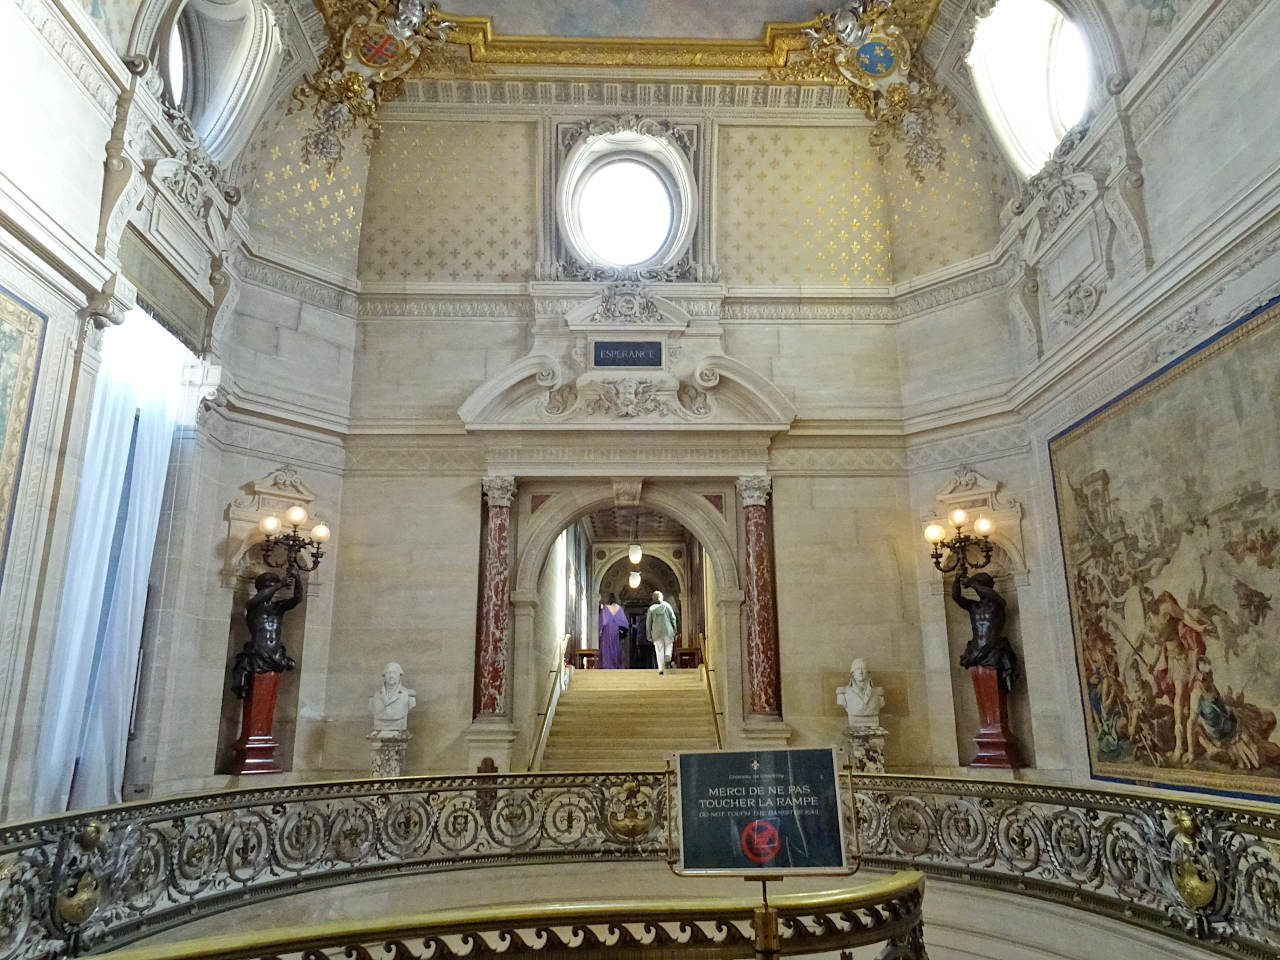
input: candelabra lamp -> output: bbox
[258,504,331,573]
[924,508,1021,769]
[229,504,332,775]
[923,509,994,578]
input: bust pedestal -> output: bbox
[232,671,283,775]
[843,725,887,773]
[368,730,412,777]
[968,666,1020,769]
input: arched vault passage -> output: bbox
[592,543,688,605]
[513,484,739,601]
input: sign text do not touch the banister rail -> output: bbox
[675,748,850,876]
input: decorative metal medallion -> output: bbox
[855,39,897,76]
[770,1,957,181]
[290,0,460,169]
[354,27,406,67]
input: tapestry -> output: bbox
[1052,298,1280,797]
[0,287,43,577]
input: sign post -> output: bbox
[668,748,857,959]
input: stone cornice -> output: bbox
[1009,173,1280,432]
[1124,0,1268,142]
[349,258,1012,325]
[15,0,120,118]
[358,296,535,320]
[391,78,854,118]
[343,438,484,476]
[233,251,359,316]
[769,445,907,476]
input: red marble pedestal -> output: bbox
[231,671,283,774]
[968,666,1021,769]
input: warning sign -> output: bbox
[675,748,850,876]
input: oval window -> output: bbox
[577,160,673,267]
[556,128,697,273]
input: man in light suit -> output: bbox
[646,590,678,674]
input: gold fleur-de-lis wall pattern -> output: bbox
[718,126,892,288]
[882,110,1009,281]
[238,95,370,277]
[717,119,1005,288]
[357,121,538,283]
[235,99,1004,287]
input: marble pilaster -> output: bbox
[475,476,516,718]
[737,475,781,718]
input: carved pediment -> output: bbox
[459,352,793,430]
[459,283,793,432]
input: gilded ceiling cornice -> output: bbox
[296,1,946,170]
[430,15,820,71]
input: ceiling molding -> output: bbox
[433,14,819,71]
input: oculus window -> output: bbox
[166,20,186,106]
[557,130,697,272]
[155,0,283,161]
[578,161,673,266]
[967,0,1093,177]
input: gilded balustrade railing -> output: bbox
[94,873,928,960]
[848,774,1280,959]
[2,772,1279,959]
[0,773,670,959]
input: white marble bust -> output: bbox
[369,662,417,736]
[836,658,884,730]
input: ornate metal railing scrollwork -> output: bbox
[95,873,928,960]
[0,773,670,958]
[848,775,1280,958]
[4,773,1280,958]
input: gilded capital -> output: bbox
[736,474,772,508]
[482,476,517,508]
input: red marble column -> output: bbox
[737,475,781,717]
[474,476,516,719]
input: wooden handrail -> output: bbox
[698,632,723,749]
[529,632,571,770]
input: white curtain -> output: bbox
[31,311,189,815]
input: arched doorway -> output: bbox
[598,553,682,669]
[500,480,742,769]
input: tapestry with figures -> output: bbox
[1051,298,1280,797]
[0,286,43,578]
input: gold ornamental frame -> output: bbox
[308,4,944,74]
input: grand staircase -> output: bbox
[539,669,720,770]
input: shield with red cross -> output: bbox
[356,29,403,68]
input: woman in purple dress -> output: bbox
[598,593,628,669]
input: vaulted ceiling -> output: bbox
[439,1,822,40]
[585,506,688,544]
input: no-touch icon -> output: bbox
[740,820,780,863]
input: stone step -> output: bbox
[545,732,715,743]
[555,711,707,719]
[539,665,719,771]
[569,682,701,686]
[570,670,703,680]
[540,759,670,772]
[543,744,714,756]
[555,699,710,706]
[553,701,710,712]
